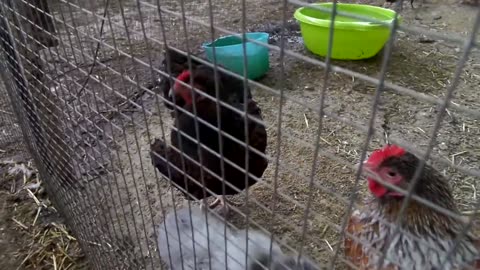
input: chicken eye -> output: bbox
[387,171,397,177]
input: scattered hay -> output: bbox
[0,161,87,270]
[14,221,84,270]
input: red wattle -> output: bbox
[368,178,388,198]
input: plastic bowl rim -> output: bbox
[293,3,401,31]
[202,32,270,49]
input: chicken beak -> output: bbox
[168,87,173,99]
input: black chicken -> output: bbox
[157,48,202,110]
[150,67,267,214]
[158,47,252,111]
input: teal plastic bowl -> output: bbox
[202,32,270,80]
[294,3,401,60]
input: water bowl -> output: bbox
[202,32,270,80]
[294,3,401,60]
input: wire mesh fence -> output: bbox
[0,77,25,156]
[0,0,479,269]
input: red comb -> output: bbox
[367,144,405,166]
[174,70,191,90]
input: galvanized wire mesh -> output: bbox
[0,77,25,155]
[0,0,479,269]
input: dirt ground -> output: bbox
[0,194,22,269]
[5,0,479,269]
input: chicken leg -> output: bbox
[208,196,230,216]
[198,196,229,215]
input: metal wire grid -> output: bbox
[0,0,479,269]
[0,37,25,156]
[0,77,24,153]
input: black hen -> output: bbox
[150,68,267,214]
[158,47,252,112]
[157,48,203,110]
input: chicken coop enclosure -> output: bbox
[0,0,479,269]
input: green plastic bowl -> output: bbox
[294,3,401,60]
[202,32,270,80]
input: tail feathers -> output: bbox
[150,138,175,179]
[151,138,167,152]
[150,138,168,164]
[246,100,263,120]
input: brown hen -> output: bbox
[345,144,480,269]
